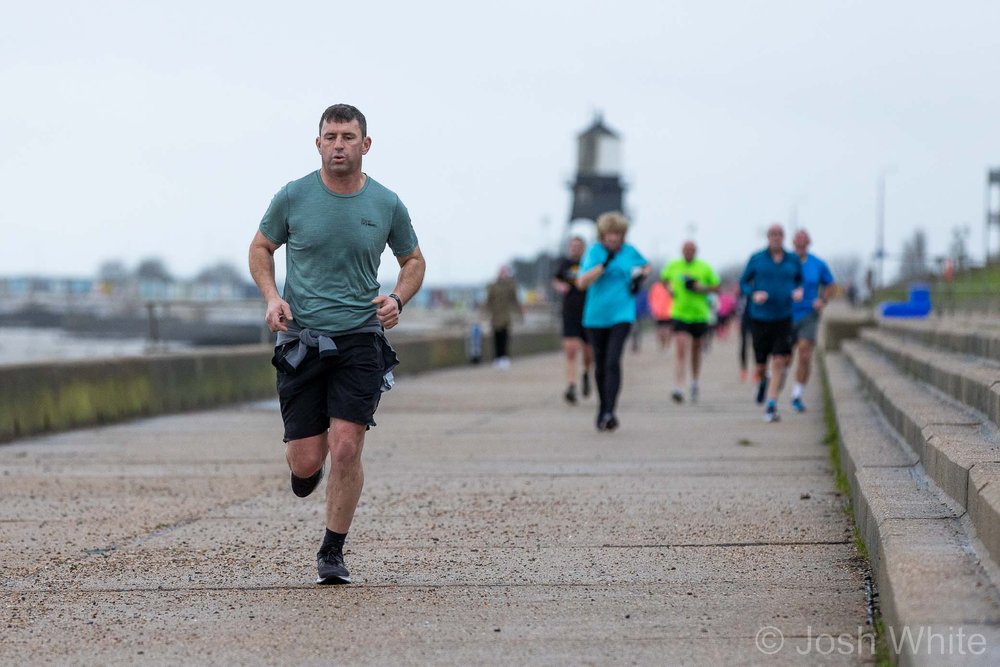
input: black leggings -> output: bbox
[587,323,632,417]
[493,328,509,359]
[739,311,752,370]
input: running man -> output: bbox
[249,104,425,584]
[789,229,835,412]
[739,224,803,422]
[552,236,593,403]
[662,241,720,403]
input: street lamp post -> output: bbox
[876,168,894,289]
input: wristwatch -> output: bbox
[389,293,403,313]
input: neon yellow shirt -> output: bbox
[661,258,719,323]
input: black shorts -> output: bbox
[655,319,673,329]
[750,318,794,364]
[672,320,709,339]
[274,332,386,441]
[562,306,586,339]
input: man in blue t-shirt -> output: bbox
[739,223,803,423]
[789,229,835,413]
[249,104,426,585]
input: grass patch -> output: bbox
[872,616,892,666]
[819,354,889,663]
[821,365,867,560]
[870,262,1000,312]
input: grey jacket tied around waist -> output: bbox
[273,319,399,393]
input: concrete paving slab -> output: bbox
[0,335,871,665]
[2,585,868,666]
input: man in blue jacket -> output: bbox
[739,224,803,422]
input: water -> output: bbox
[0,327,189,365]
[0,308,557,366]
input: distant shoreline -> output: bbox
[0,326,190,366]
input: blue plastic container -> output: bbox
[879,283,932,318]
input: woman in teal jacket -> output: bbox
[576,212,650,431]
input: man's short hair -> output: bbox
[319,104,367,137]
[596,211,629,240]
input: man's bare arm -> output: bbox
[248,230,293,332]
[372,245,426,329]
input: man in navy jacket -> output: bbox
[739,224,803,422]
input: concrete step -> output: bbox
[860,326,1000,426]
[876,316,1000,360]
[823,350,1000,665]
[842,338,1000,508]
[841,338,1000,572]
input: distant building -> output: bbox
[567,113,627,225]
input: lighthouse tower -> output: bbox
[567,113,626,225]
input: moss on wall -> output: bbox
[0,330,560,442]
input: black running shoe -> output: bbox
[755,377,768,404]
[564,384,577,404]
[316,548,351,585]
[671,389,684,404]
[596,412,613,431]
[291,466,324,498]
[581,372,591,397]
[605,415,619,431]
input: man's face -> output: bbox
[793,231,810,255]
[568,238,585,260]
[767,225,785,251]
[316,119,371,177]
[682,242,696,262]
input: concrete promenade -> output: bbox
[1,332,869,665]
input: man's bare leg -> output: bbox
[764,354,789,421]
[690,337,703,401]
[286,434,327,497]
[791,338,814,411]
[563,338,580,402]
[326,419,366,533]
[795,339,814,385]
[672,332,690,402]
[315,418,367,584]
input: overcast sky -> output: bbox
[3,1,999,288]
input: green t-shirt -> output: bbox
[661,258,720,323]
[259,171,418,332]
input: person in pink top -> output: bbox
[647,280,674,351]
[714,285,738,340]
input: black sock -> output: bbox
[322,529,347,552]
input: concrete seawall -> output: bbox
[0,329,560,443]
